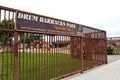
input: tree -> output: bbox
[0,19,14,42]
[107,44,114,55]
[0,19,14,51]
[0,19,14,29]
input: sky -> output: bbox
[0,0,120,37]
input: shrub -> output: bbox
[107,46,114,55]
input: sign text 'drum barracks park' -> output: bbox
[16,11,82,36]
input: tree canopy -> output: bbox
[0,19,14,29]
[0,19,14,42]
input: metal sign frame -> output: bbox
[15,11,80,36]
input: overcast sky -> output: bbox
[1,0,120,37]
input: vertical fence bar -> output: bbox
[80,36,83,73]
[31,33,34,80]
[4,10,6,29]
[11,28,14,80]
[29,33,32,80]
[60,35,62,76]
[53,35,56,78]
[58,35,60,77]
[62,35,64,74]
[25,33,27,80]
[14,31,18,80]
[2,11,5,80]
[26,33,28,80]
[105,32,107,64]
[33,33,35,80]
[41,34,43,80]
[53,35,55,78]
[19,33,21,80]
[35,33,37,80]
[7,11,10,29]
[0,8,1,80]
[21,33,23,80]
[67,36,69,73]
[55,35,57,78]
[57,35,59,77]
[65,36,67,74]
[6,32,9,80]
[92,39,94,66]
[65,36,68,74]
[43,34,45,80]
[22,33,24,80]
[64,36,66,75]
[46,34,49,80]
[12,12,14,30]
[38,34,40,80]
[2,33,4,80]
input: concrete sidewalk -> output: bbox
[62,58,120,80]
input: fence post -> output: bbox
[80,37,83,73]
[104,32,107,64]
[105,39,107,64]
[14,31,18,80]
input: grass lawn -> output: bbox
[113,49,120,55]
[0,52,96,80]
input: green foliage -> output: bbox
[0,19,14,29]
[19,33,34,44]
[113,49,120,55]
[107,46,114,55]
[0,19,14,42]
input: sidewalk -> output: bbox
[61,55,120,80]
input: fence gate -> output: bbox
[0,6,107,80]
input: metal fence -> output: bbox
[0,6,107,80]
[107,37,120,54]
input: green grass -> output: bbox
[0,52,96,80]
[113,49,120,55]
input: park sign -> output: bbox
[16,11,78,36]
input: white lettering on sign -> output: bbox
[18,12,39,21]
[17,12,76,28]
[39,17,66,27]
[66,23,75,28]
